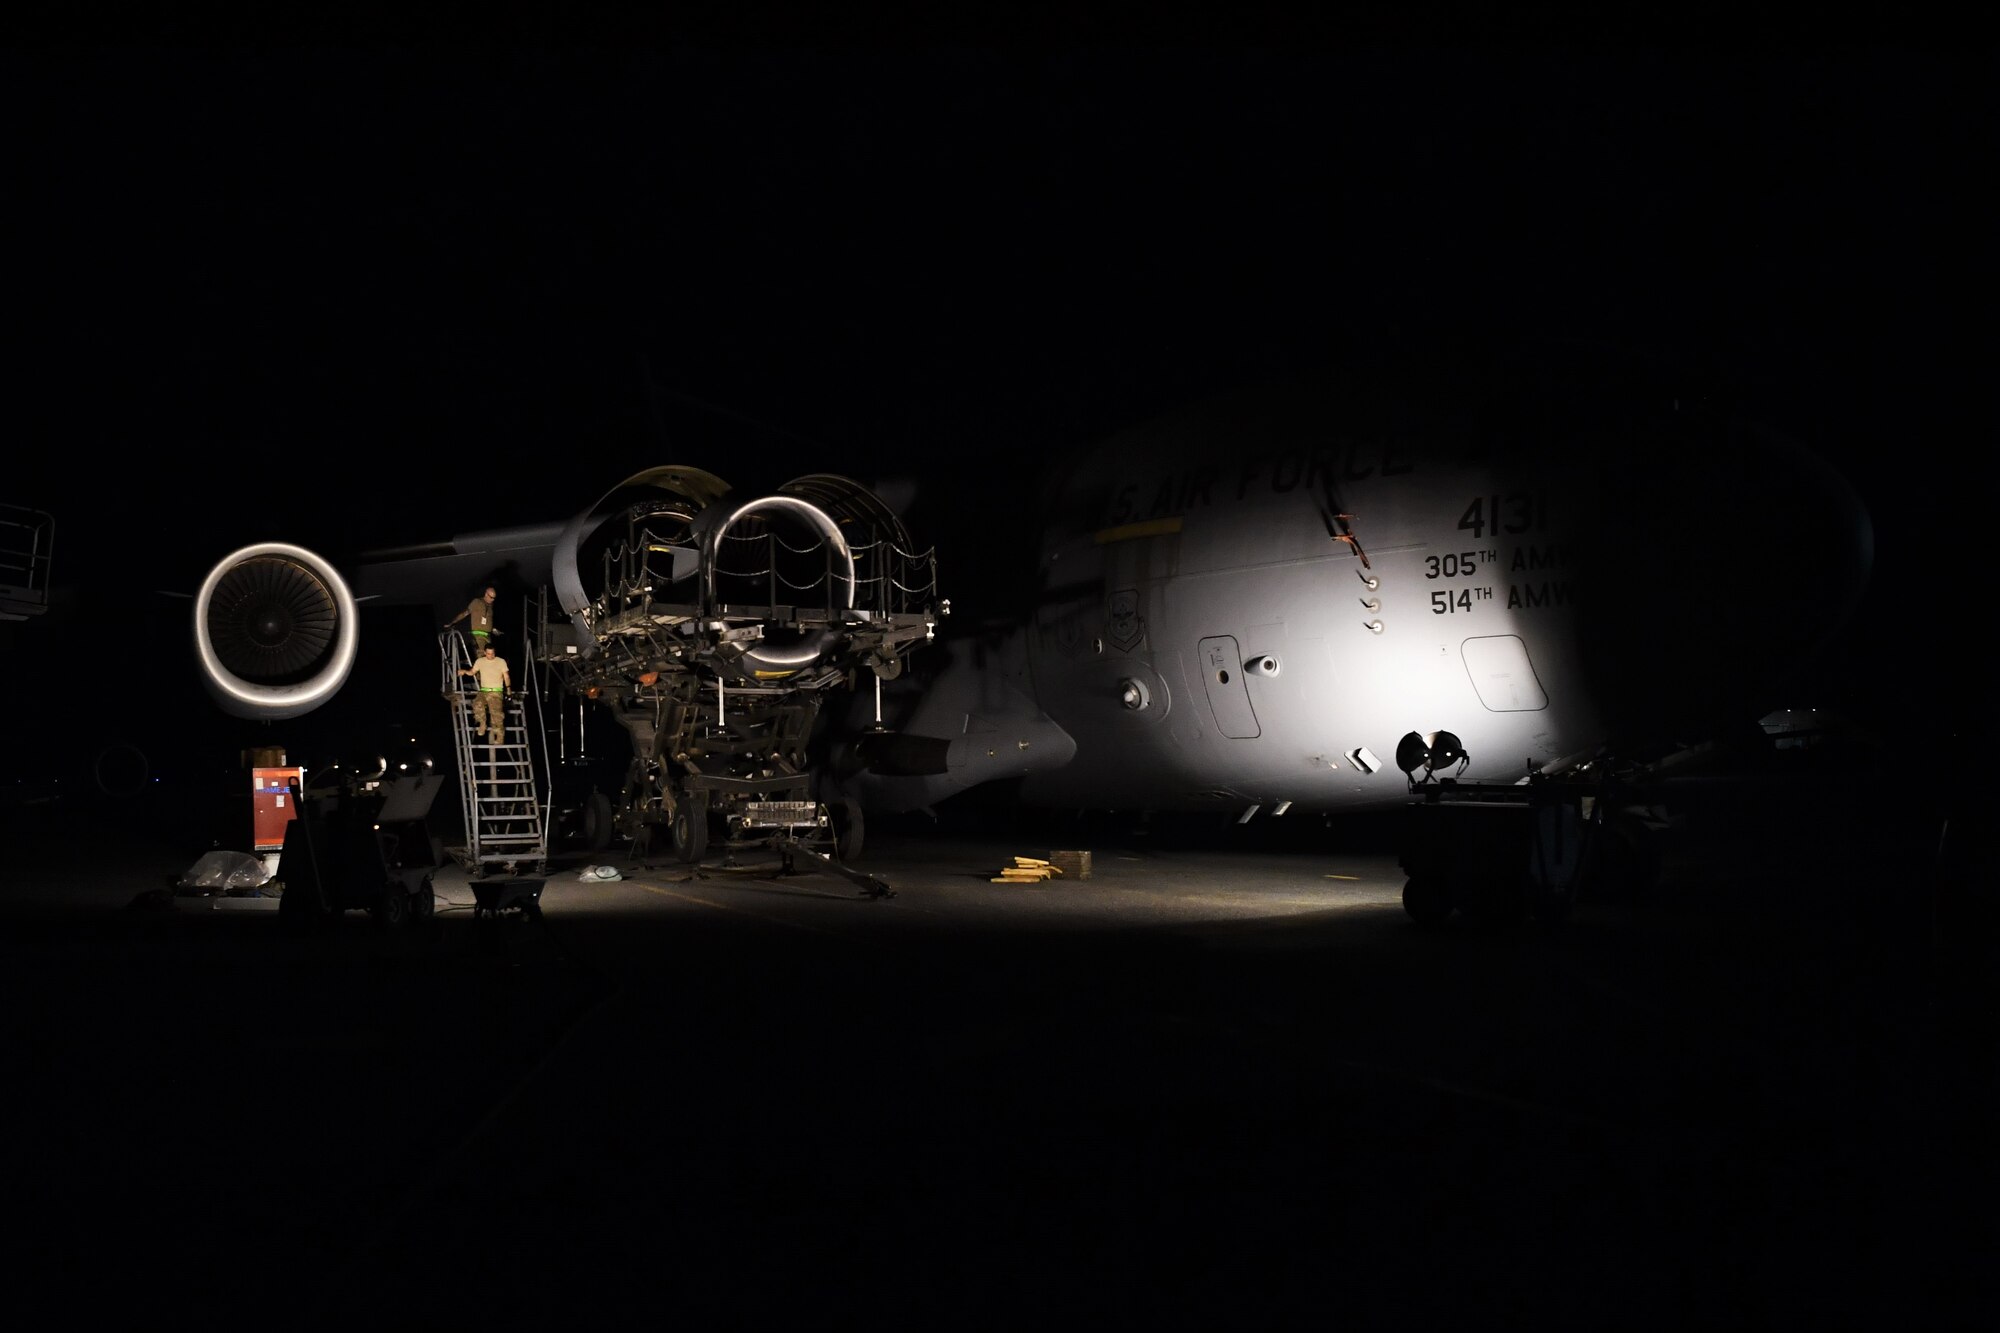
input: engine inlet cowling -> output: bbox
[194,542,360,720]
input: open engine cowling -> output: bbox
[548,467,936,683]
[193,542,360,720]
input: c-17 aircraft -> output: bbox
[824,341,1874,832]
[182,338,1873,913]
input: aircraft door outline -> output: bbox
[1460,634,1549,711]
[1196,634,1260,739]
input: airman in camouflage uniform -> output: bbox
[445,585,498,651]
[458,644,512,744]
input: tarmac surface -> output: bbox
[0,783,1988,1328]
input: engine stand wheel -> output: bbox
[673,791,709,863]
[831,797,865,863]
[583,790,614,851]
[372,883,411,931]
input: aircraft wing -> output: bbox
[349,521,569,606]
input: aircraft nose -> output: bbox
[1705,416,1873,657]
[1572,412,1874,750]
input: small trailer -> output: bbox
[1396,752,1601,930]
[469,874,546,922]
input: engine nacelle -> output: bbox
[193,542,360,720]
[546,468,937,685]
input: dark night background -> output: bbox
[1,22,1989,781]
[0,20,1994,1329]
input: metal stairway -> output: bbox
[0,504,54,622]
[441,631,552,876]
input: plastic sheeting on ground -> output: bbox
[176,849,274,894]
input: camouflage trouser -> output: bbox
[474,690,505,742]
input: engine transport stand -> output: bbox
[1397,771,1599,929]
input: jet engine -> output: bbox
[193,542,360,721]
